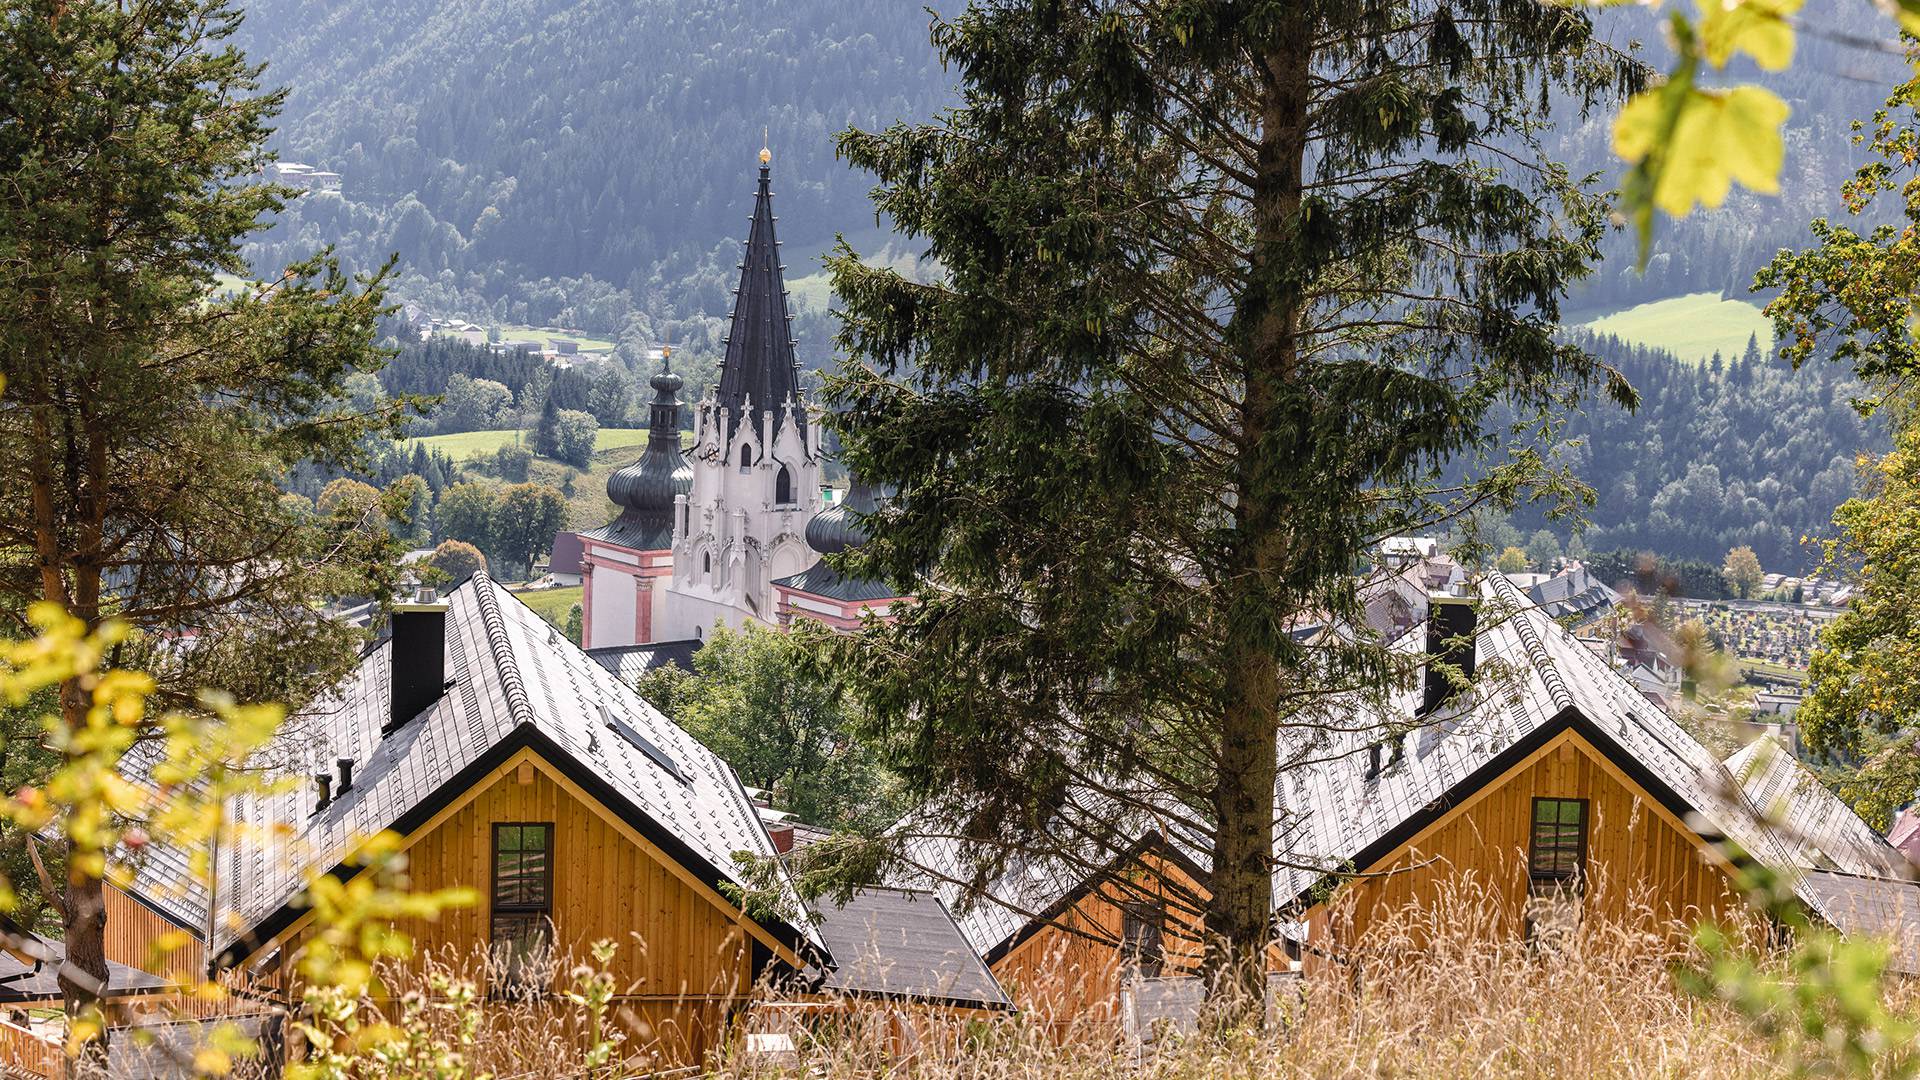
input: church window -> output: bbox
[739,443,753,473]
[775,465,793,505]
[702,551,711,574]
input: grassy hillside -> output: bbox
[404,427,649,459]
[512,584,582,626]
[1577,292,1773,366]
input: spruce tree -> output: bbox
[820,1,1639,1006]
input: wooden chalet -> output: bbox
[75,574,1003,1075]
[1273,574,1916,960]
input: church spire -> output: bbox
[717,148,805,444]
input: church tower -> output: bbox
[660,147,823,640]
[578,349,692,647]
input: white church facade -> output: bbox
[582,149,900,650]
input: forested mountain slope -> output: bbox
[236,0,1897,573]
[231,0,1899,327]
[1532,335,1882,572]
[233,0,950,341]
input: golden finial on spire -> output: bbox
[760,127,771,165]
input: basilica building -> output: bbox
[580,149,902,649]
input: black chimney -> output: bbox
[1421,594,1478,716]
[388,602,448,735]
[337,758,355,795]
[313,773,333,814]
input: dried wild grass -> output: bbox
[319,872,1814,1079]
[711,873,1786,1080]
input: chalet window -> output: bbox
[491,822,554,996]
[1120,902,1165,978]
[775,465,793,505]
[1527,798,1588,895]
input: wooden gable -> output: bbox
[990,847,1211,1023]
[251,747,772,1066]
[1299,727,1747,955]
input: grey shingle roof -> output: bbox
[577,511,674,552]
[771,561,902,604]
[1272,573,1901,913]
[1723,739,1907,879]
[0,933,175,1002]
[1797,870,1920,973]
[128,574,817,962]
[587,639,702,682]
[808,887,1011,1010]
[897,823,1211,962]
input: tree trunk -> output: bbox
[1203,18,1315,1017]
[59,833,111,1079]
[31,386,116,1074]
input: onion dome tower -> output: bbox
[593,349,692,550]
[772,475,905,630]
[803,475,878,556]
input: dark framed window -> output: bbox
[738,443,753,472]
[774,465,793,505]
[1527,798,1587,895]
[491,822,554,995]
[1120,902,1165,978]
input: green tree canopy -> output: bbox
[427,539,488,584]
[1721,545,1764,600]
[637,625,900,831]
[489,482,567,579]
[1752,65,1920,824]
[0,0,405,1045]
[551,408,599,468]
[437,482,499,552]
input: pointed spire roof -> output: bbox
[718,149,805,444]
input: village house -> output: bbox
[27,575,1005,1076]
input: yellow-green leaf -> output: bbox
[1696,0,1803,71]
[1615,82,1791,216]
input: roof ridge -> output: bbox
[469,574,536,728]
[1489,573,1574,712]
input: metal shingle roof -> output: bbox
[155,574,816,958]
[1272,573,1898,910]
[809,886,1012,1009]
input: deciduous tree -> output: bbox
[427,539,488,585]
[645,626,899,831]
[489,482,567,580]
[1722,545,1763,600]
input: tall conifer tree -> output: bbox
[820,1,1640,1003]
[0,2,406,1062]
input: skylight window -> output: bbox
[599,703,689,785]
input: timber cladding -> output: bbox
[265,752,760,1066]
[991,851,1210,1023]
[1301,728,1747,955]
[103,881,202,983]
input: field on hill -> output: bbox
[512,584,581,626]
[404,427,649,459]
[1577,292,1774,366]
